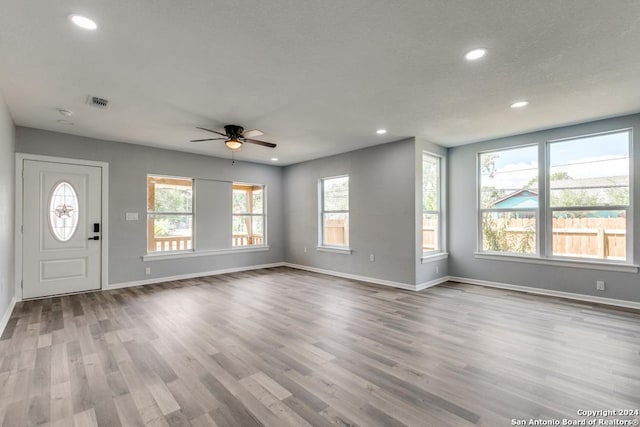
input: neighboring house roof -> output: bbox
[491,190,538,208]
[549,175,628,189]
[491,176,628,209]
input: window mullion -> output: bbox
[540,140,548,257]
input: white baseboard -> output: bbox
[0,297,17,338]
[107,262,286,290]
[449,276,640,310]
[284,263,423,291]
[416,276,451,291]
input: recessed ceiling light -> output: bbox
[510,100,529,109]
[69,14,98,30]
[465,48,487,61]
[271,157,279,162]
[376,129,387,135]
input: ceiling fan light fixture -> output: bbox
[225,138,243,151]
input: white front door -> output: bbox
[22,160,102,299]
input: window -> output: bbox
[320,175,349,247]
[147,176,193,252]
[422,153,441,253]
[548,130,630,261]
[479,145,538,255]
[232,184,265,246]
[477,129,633,263]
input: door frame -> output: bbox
[15,153,109,300]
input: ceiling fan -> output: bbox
[190,125,277,151]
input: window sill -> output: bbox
[474,252,639,273]
[421,252,449,263]
[143,245,270,262]
[316,246,352,255]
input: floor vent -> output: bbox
[86,95,109,109]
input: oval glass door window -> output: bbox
[49,182,79,242]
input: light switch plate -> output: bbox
[125,212,139,221]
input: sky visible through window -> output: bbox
[484,131,629,192]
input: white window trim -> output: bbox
[476,128,634,266]
[421,252,449,263]
[544,128,633,264]
[422,152,444,256]
[316,246,352,255]
[142,245,270,261]
[232,182,267,247]
[318,174,350,249]
[147,175,195,254]
[477,144,539,257]
[474,252,638,273]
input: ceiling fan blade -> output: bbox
[242,129,264,138]
[190,137,226,142]
[196,126,227,137]
[244,138,277,148]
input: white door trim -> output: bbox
[15,153,109,301]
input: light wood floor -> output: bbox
[1,267,639,427]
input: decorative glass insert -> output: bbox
[49,182,79,242]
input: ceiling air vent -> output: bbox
[86,95,109,109]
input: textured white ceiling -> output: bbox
[1,1,640,165]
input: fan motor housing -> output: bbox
[224,125,244,138]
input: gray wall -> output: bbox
[449,113,640,303]
[14,113,640,303]
[0,94,15,322]
[415,138,449,285]
[284,139,418,286]
[16,127,284,286]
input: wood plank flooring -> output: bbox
[1,267,639,426]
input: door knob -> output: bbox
[88,236,100,240]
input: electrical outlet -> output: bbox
[145,267,151,275]
[369,254,375,262]
[596,280,605,291]
[304,247,307,253]
[435,265,439,274]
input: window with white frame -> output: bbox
[479,145,538,255]
[147,175,193,253]
[548,130,630,261]
[320,175,349,247]
[232,183,266,247]
[478,129,633,263]
[422,153,442,253]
